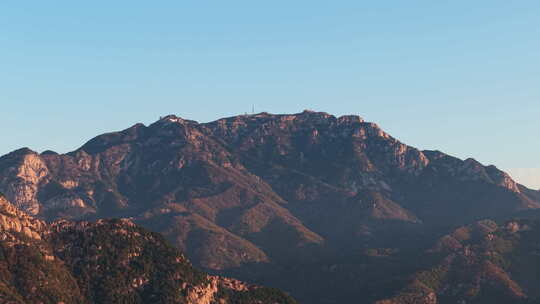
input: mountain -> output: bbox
[1,110,539,303]
[0,192,297,303]
[377,219,540,304]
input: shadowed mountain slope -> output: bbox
[377,219,540,304]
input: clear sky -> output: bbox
[1,2,538,188]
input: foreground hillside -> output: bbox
[1,110,539,303]
[378,219,540,304]
[0,193,296,304]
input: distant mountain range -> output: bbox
[1,110,539,303]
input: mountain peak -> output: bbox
[157,114,198,125]
[40,150,59,156]
[337,114,365,124]
[6,147,37,157]
[299,109,331,116]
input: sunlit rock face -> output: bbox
[0,149,49,215]
[1,111,539,304]
[0,194,46,241]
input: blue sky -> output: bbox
[1,2,538,188]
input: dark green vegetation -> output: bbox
[50,219,207,304]
[0,195,297,304]
[1,111,539,303]
[0,233,85,303]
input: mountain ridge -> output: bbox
[1,110,539,303]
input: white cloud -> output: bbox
[507,168,540,190]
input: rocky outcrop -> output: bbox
[0,149,49,215]
[186,277,219,304]
[0,193,46,241]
